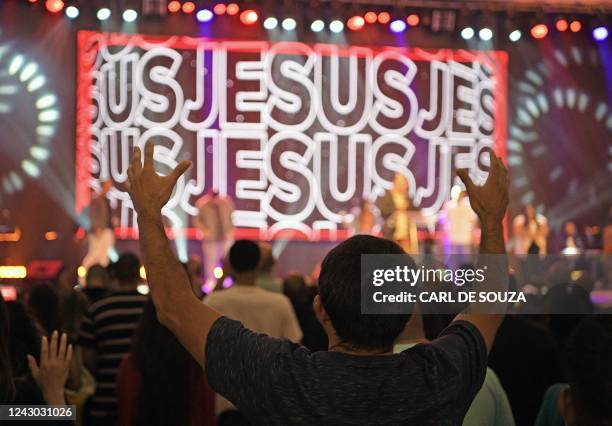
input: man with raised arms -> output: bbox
[125,142,508,424]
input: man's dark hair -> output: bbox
[318,235,413,350]
[229,240,261,273]
[565,315,612,425]
[86,264,110,288]
[113,253,141,285]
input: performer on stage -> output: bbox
[377,173,419,254]
[82,179,115,269]
[193,190,234,287]
[512,204,549,255]
[440,186,478,264]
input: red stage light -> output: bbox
[213,3,226,15]
[555,19,568,31]
[226,3,239,16]
[28,0,38,3]
[377,12,391,24]
[45,0,64,13]
[406,14,420,26]
[347,16,365,31]
[569,20,582,32]
[167,0,181,13]
[182,1,195,13]
[240,9,258,25]
[364,11,377,24]
[530,24,549,39]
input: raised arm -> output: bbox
[454,151,509,353]
[126,143,221,368]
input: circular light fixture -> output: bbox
[329,19,344,33]
[240,9,258,25]
[96,8,111,21]
[460,27,475,40]
[213,3,226,15]
[479,27,493,40]
[65,5,79,18]
[45,0,64,13]
[310,19,325,32]
[167,1,181,13]
[263,17,278,30]
[569,20,582,32]
[182,2,196,14]
[530,24,549,39]
[281,18,296,31]
[556,19,568,32]
[122,9,138,22]
[406,14,420,26]
[347,16,365,31]
[509,29,522,42]
[390,19,407,33]
[377,12,391,24]
[226,3,239,16]
[364,11,377,24]
[593,26,608,41]
[196,9,214,23]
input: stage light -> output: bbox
[377,12,391,24]
[240,9,258,25]
[263,17,278,29]
[168,1,181,13]
[390,19,407,33]
[569,20,582,32]
[479,27,493,40]
[460,27,474,40]
[531,24,548,39]
[182,2,195,14]
[140,266,147,280]
[593,26,608,41]
[555,19,568,31]
[509,29,522,42]
[137,284,149,295]
[347,16,365,31]
[329,20,344,33]
[0,266,27,279]
[213,3,226,15]
[45,0,64,13]
[281,18,296,31]
[45,231,58,241]
[122,9,137,22]
[28,0,38,3]
[364,11,377,24]
[310,19,324,32]
[213,266,224,279]
[97,8,111,21]
[77,266,86,278]
[226,3,239,16]
[65,5,79,19]
[406,14,420,26]
[196,9,213,23]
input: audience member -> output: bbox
[204,240,302,424]
[27,283,61,337]
[282,273,328,351]
[117,299,215,426]
[79,252,147,425]
[56,265,89,341]
[535,315,612,426]
[544,282,594,350]
[255,242,282,293]
[81,264,112,305]
[125,143,509,424]
[488,316,564,425]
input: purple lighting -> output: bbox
[592,26,608,41]
[390,19,407,33]
[196,8,214,23]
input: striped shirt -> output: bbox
[79,289,147,420]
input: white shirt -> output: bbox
[204,285,303,414]
[445,199,477,245]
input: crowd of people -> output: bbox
[0,146,611,426]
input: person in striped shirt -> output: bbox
[79,253,147,425]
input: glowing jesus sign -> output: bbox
[76,31,507,240]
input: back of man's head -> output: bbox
[229,240,261,274]
[565,315,612,425]
[318,235,412,351]
[86,264,110,288]
[113,253,141,286]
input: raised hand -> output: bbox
[457,151,509,224]
[126,143,191,217]
[27,331,73,405]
